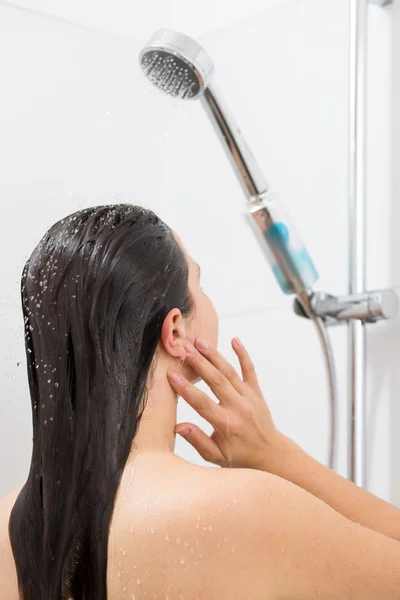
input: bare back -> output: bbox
[2,453,400,599]
[0,456,275,600]
[108,453,275,600]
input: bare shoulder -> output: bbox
[187,466,400,599]
[0,488,20,600]
[207,466,400,599]
[113,458,400,599]
[113,459,301,599]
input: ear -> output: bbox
[160,308,187,360]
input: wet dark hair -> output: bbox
[8,204,193,600]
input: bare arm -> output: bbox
[266,433,400,542]
[170,337,400,542]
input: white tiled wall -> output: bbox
[1,0,399,507]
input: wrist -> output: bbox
[256,432,300,476]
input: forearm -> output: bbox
[265,434,400,542]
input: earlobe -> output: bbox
[160,308,187,360]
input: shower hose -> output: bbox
[297,292,337,470]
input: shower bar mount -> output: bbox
[293,289,399,326]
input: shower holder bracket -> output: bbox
[293,288,399,326]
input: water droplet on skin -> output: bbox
[230,547,235,553]
[176,537,181,544]
[123,550,127,556]
[180,557,185,565]
[165,534,170,542]
[208,525,212,531]
[136,579,141,585]
[150,528,155,534]
[117,572,121,578]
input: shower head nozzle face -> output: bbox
[139,29,214,100]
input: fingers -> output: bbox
[168,371,224,427]
[175,423,225,465]
[182,341,239,404]
[194,338,245,393]
[231,337,261,392]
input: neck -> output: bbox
[131,361,179,456]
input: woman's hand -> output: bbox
[168,337,285,471]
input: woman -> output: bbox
[0,203,399,600]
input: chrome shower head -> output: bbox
[139,29,214,100]
[138,29,319,299]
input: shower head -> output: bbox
[139,28,269,200]
[139,29,214,100]
[138,29,318,298]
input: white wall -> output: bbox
[0,3,173,492]
[0,0,399,505]
[3,0,295,40]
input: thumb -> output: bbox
[175,423,225,465]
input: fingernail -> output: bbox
[233,337,243,349]
[196,337,210,352]
[168,371,184,385]
[177,426,191,437]
[184,341,196,356]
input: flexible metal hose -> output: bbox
[310,315,337,470]
[297,291,337,470]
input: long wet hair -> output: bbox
[8,204,193,600]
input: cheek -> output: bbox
[189,293,219,347]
